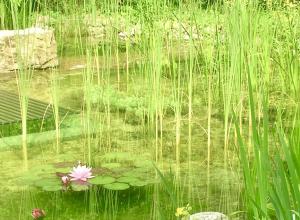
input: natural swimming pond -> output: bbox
[0,52,242,219]
[1,2,300,219]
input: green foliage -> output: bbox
[104,182,130,190]
[200,0,224,8]
[2,0,300,218]
[235,56,300,219]
[234,73,270,219]
[89,176,116,185]
[153,164,177,206]
[153,164,184,219]
[269,124,300,219]
[0,117,58,138]
[15,152,157,193]
[0,0,41,29]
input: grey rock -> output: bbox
[84,14,201,43]
[34,15,51,28]
[189,212,228,220]
[84,14,142,43]
[0,27,58,73]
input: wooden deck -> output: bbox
[0,90,71,125]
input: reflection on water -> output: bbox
[0,55,242,220]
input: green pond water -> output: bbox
[0,54,242,220]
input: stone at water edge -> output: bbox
[189,212,228,220]
[0,27,58,73]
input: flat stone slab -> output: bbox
[0,27,58,72]
[190,212,228,220]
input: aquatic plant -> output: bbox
[50,71,61,154]
[3,0,300,219]
[0,0,39,29]
[69,164,95,182]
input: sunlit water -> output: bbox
[0,55,242,220]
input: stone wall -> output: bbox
[0,27,58,73]
[84,14,202,44]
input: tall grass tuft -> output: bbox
[270,122,300,219]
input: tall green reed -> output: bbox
[148,30,164,163]
[0,0,37,30]
[82,50,94,164]
[235,73,300,219]
[169,38,184,177]
[16,69,32,171]
[11,0,36,170]
[270,120,300,219]
[50,70,61,154]
[234,73,267,219]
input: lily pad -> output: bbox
[117,176,148,187]
[18,174,41,184]
[30,164,55,174]
[122,170,142,178]
[35,178,61,188]
[129,180,148,187]
[101,163,121,169]
[72,184,89,191]
[92,167,113,176]
[89,176,116,185]
[42,185,62,192]
[117,176,140,183]
[104,182,130,191]
[134,166,153,173]
[56,167,71,173]
[110,166,131,174]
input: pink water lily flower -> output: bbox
[69,164,95,182]
[61,176,70,186]
[32,208,46,219]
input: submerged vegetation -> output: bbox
[0,0,300,219]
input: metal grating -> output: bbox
[0,90,71,125]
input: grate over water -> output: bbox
[0,90,71,125]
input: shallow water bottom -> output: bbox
[0,55,243,220]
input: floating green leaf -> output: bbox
[117,176,148,187]
[56,167,71,173]
[110,166,131,174]
[18,174,41,184]
[134,166,153,173]
[122,170,142,178]
[72,184,89,191]
[30,164,55,174]
[89,176,116,185]
[117,176,140,183]
[42,185,62,192]
[35,178,61,188]
[104,183,129,191]
[129,180,148,187]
